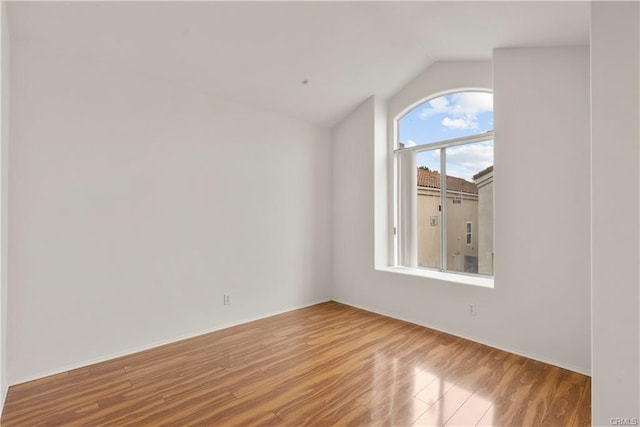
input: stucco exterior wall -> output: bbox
[417,187,479,272]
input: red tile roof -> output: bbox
[473,165,493,180]
[417,168,478,194]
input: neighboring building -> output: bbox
[474,166,494,275]
[416,168,479,273]
[416,166,494,275]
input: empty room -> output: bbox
[0,1,638,426]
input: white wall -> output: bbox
[591,2,640,423]
[0,0,9,408]
[333,51,591,374]
[493,47,591,371]
[8,41,332,384]
[332,96,378,289]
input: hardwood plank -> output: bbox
[443,392,493,426]
[540,378,584,426]
[132,391,237,426]
[478,395,528,426]
[412,382,474,426]
[385,396,432,425]
[0,301,591,426]
[519,365,565,425]
[571,378,592,427]
[415,373,456,407]
[503,358,548,405]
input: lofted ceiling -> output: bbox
[7,1,590,127]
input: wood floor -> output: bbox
[1,302,590,426]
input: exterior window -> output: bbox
[395,91,494,277]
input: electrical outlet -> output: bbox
[224,294,231,305]
[469,303,477,317]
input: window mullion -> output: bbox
[394,131,494,154]
[396,150,417,268]
[440,147,447,271]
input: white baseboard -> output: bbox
[10,297,589,387]
[10,298,331,387]
[332,298,591,377]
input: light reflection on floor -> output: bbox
[370,353,494,426]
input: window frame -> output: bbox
[393,89,494,280]
[466,221,472,246]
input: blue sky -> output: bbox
[399,92,494,181]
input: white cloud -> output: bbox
[429,96,449,109]
[445,142,494,181]
[417,92,493,131]
[429,96,450,110]
[442,117,478,130]
[418,96,450,119]
[405,139,417,147]
[450,92,493,116]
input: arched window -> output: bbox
[394,91,494,277]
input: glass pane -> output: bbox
[416,150,441,269]
[445,140,494,275]
[398,92,493,148]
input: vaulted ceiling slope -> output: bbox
[7,1,590,127]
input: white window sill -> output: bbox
[376,266,494,288]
